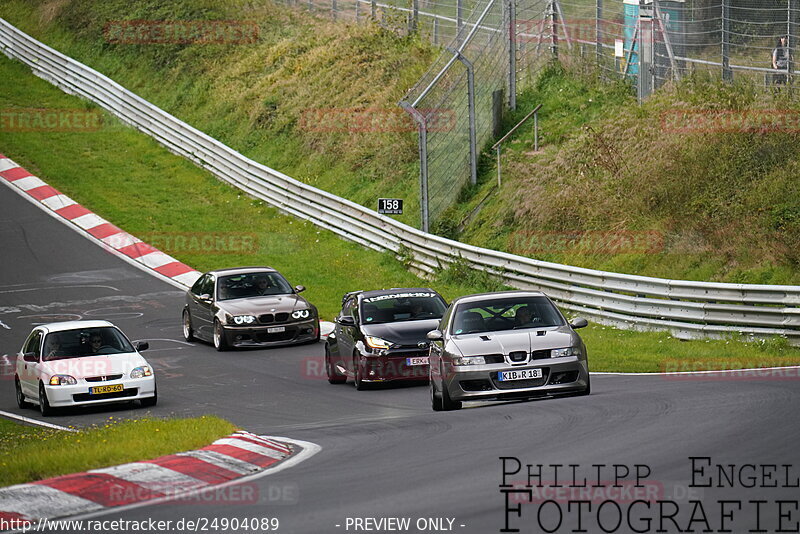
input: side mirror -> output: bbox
[23,352,38,363]
[199,293,212,302]
[294,285,306,293]
[426,330,443,341]
[337,315,356,327]
[135,341,150,352]
[570,317,588,330]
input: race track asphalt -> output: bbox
[1,187,798,534]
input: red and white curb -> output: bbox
[0,431,319,529]
[0,152,335,338]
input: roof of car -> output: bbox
[450,290,547,305]
[358,288,440,300]
[206,267,278,276]
[37,320,116,334]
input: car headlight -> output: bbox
[452,355,486,366]
[49,375,77,386]
[291,309,311,320]
[365,336,392,350]
[232,315,256,325]
[551,347,581,358]
[130,366,153,379]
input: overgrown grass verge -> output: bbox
[0,416,236,487]
[1,27,798,372]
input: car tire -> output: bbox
[15,377,31,409]
[430,377,444,411]
[182,309,194,342]
[326,346,346,384]
[39,382,54,417]
[440,378,462,411]
[353,354,368,391]
[141,384,158,407]
[576,374,591,396]
[213,320,228,352]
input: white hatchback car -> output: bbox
[15,320,157,416]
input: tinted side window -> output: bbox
[342,297,355,318]
[190,275,205,295]
[200,275,214,297]
[23,331,42,357]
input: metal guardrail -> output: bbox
[2,18,799,344]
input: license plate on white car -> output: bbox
[268,326,285,333]
[498,368,543,381]
[406,357,429,366]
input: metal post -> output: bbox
[789,0,796,87]
[371,0,377,20]
[401,104,429,233]
[638,0,654,101]
[332,0,337,20]
[457,0,464,34]
[496,147,502,187]
[411,0,419,32]
[534,110,538,151]
[356,0,360,21]
[550,0,559,59]
[433,17,439,44]
[596,0,602,71]
[508,0,517,110]
[721,0,732,81]
[450,49,478,186]
[309,0,313,10]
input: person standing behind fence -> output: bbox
[772,36,791,85]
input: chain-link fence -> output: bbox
[275,0,799,230]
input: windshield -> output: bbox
[43,327,135,361]
[360,292,446,325]
[217,272,293,300]
[451,296,565,335]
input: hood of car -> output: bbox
[361,319,441,347]
[42,352,149,379]
[217,295,309,315]
[449,326,576,356]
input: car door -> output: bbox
[336,297,357,371]
[18,329,43,397]
[190,274,215,340]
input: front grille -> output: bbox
[73,388,137,402]
[460,379,493,391]
[276,312,289,322]
[85,374,124,382]
[531,350,551,360]
[259,313,274,323]
[509,351,527,362]
[484,354,504,364]
[491,369,550,390]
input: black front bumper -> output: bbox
[222,319,319,347]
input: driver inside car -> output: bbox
[514,305,533,327]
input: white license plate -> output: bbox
[268,326,285,333]
[406,357,429,366]
[498,368,543,381]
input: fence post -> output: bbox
[371,0,377,20]
[356,0,360,21]
[596,0,602,72]
[401,104,430,233]
[457,0,464,34]
[433,17,439,44]
[450,49,478,186]
[638,0,654,100]
[508,0,517,110]
[410,0,419,32]
[332,0,337,20]
[721,0,732,81]
[789,0,796,87]
[550,0,559,59]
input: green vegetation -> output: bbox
[0,2,798,371]
[0,416,236,486]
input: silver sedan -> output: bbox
[427,291,590,411]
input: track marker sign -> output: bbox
[378,198,403,215]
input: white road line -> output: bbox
[0,410,79,432]
[591,365,800,376]
[0,319,10,330]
